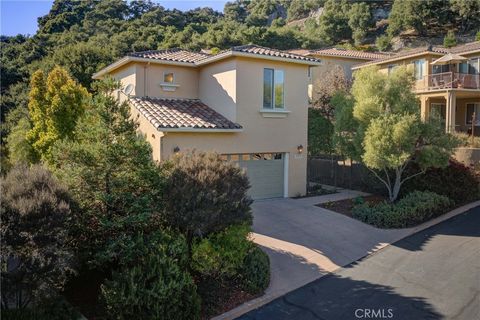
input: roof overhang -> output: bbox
[352,51,445,70]
[196,51,322,66]
[92,56,196,79]
[158,127,243,133]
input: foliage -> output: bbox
[443,30,457,48]
[287,0,324,21]
[450,0,480,33]
[387,0,429,36]
[311,64,351,121]
[1,298,79,320]
[6,118,38,165]
[192,224,253,279]
[455,132,480,148]
[348,2,371,46]
[26,66,89,163]
[334,66,458,202]
[100,231,201,320]
[50,78,164,266]
[240,246,270,294]
[162,151,253,253]
[308,108,334,156]
[375,35,392,52]
[477,30,480,41]
[1,164,76,309]
[317,0,351,45]
[352,191,453,228]
[401,160,480,205]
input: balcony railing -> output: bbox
[422,72,480,90]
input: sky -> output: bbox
[0,0,229,36]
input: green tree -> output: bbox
[443,30,457,48]
[450,0,480,33]
[287,0,324,21]
[51,78,164,265]
[162,151,253,256]
[348,2,371,46]
[317,0,351,45]
[387,0,428,36]
[26,66,89,163]
[334,66,458,202]
[477,30,480,41]
[376,35,392,52]
[308,108,334,156]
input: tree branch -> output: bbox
[400,169,426,186]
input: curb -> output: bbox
[212,200,480,320]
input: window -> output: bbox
[466,103,480,125]
[459,58,479,75]
[163,72,174,83]
[413,59,425,80]
[432,64,450,74]
[263,68,284,109]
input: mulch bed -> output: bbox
[316,195,386,218]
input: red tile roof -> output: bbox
[354,41,480,69]
[130,97,242,130]
[128,48,211,63]
[229,45,320,63]
[303,48,390,60]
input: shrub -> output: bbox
[240,247,270,294]
[352,191,453,228]
[162,151,253,252]
[1,164,76,309]
[192,224,253,279]
[100,231,201,320]
[375,35,392,51]
[443,30,457,48]
[401,160,479,205]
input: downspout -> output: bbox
[143,62,150,97]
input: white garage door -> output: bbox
[226,153,285,200]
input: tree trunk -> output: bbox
[390,170,402,202]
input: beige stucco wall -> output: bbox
[111,63,138,95]
[199,58,237,121]
[159,56,310,197]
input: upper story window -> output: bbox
[413,59,425,80]
[459,57,479,75]
[163,72,174,83]
[263,68,284,109]
[432,64,449,74]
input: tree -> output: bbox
[287,0,324,21]
[50,78,164,265]
[1,164,76,309]
[26,66,89,163]
[333,66,458,202]
[348,2,371,46]
[162,151,253,255]
[450,0,480,33]
[387,0,428,37]
[317,0,351,45]
[443,30,457,48]
[376,35,392,52]
[308,108,334,156]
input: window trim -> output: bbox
[466,103,480,125]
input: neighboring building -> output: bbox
[93,45,321,199]
[290,48,390,101]
[352,42,480,134]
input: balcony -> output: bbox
[421,72,480,91]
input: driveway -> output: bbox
[237,206,480,320]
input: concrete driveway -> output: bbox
[238,206,480,320]
[214,190,480,320]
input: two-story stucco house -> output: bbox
[352,41,480,134]
[93,45,321,199]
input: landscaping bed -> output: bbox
[317,194,385,217]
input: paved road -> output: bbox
[237,206,480,320]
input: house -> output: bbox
[93,45,321,199]
[352,41,480,134]
[290,48,390,101]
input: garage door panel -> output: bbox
[236,154,285,200]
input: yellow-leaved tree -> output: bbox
[27,66,89,162]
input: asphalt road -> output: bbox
[237,206,480,320]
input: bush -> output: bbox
[352,191,453,228]
[162,151,253,251]
[240,247,270,294]
[401,160,479,205]
[1,164,76,309]
[375,35,392,51]
[192,224,253,279]
[443,30,457,48]
[100,231,201,320]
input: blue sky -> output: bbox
[0,0,228,36]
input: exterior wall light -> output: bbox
[297,144,304,154]
[173,146,180,153]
